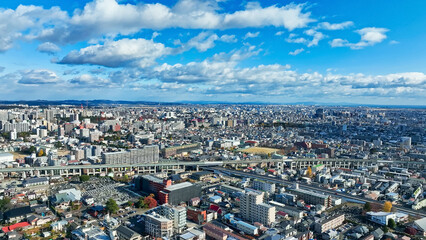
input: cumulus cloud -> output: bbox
[174,32,236,53]
[286,30,325,47]
[244,32,260,39]
[35,0,313,44]
[220,34,238,43]
[304,29,325,47]
[37,42,60,54]
[0,5,68,52]
[141,52,426,99]
[330,27,388,49]
[17,69,60,84]
[0,0,315,50]
[286,33,307,44]
[59,38,170,67]
[317,21,353,30]
[289,48,304,55]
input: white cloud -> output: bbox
[36,0,313,44]
[37,42,60,54]
[222,3,314,30]
[244,32,260,39]
[286,33,307,44]
[330,27,388,49]
[289,48,304,55]
[144,52,425,99]
[152,32,160,39]
[317,21,353,30]
[304,29,325,47]
[179,32,220,52]
[59,38,170,67]
[286,30,325,47]
[17,69,60,84]
[275,31,284,36]
[174,32,237,53]
[69,74,112,87]
[220,34,237,43]
[0,5,67,52]
[358,27,388,43]
[389,40,399,45]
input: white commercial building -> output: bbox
[367,212,396,225]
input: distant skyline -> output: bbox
[0,0,425,105]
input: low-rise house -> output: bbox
[179,228,206,240]
[72,226,110,240]
[371,228,384,240]
[116,225,142,240]
[22,177,49,188]
[414,217,426,236]
[51,220,68,232]
[3,206,32,223]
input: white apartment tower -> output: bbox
[240,190,275,226]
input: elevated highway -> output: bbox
[0,157,424,177]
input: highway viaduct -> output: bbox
[0,158,424,178]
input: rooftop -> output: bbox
[292,188,330,199]
[165,182,193,191]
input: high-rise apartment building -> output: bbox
[240,190,275,226]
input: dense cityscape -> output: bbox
[1,0,426,239]
[0,104,424,240]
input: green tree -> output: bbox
[136,197,147,208]
[122,174,129,182]
[54,142,63,148]
[388,218,396,229]
[363,202,371,211]
[383,226,389,233]
[0,197,11,211]
[106,198,119,214]
[79,175,90,182]
[28,146,37,154]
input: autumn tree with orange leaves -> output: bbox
[383,201,393,212]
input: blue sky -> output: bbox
[0,0,425,105]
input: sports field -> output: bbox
[238,147,279,155]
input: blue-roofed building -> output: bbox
[235,221,258,235]
[209,195,222,203]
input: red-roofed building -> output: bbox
[209,204,223,215]
[2,222,31,233]
[277,211,288,218]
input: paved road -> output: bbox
[207,167,426,218]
